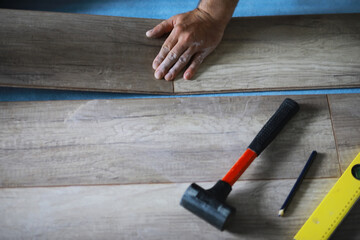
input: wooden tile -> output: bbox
[0,9,172,93]
[1,10,359,94]
[0,96,338,187]
[174,14,360,93]
[1,179,353,240]
[328,94,360,172]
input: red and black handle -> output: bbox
[222,98,299,186]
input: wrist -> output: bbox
[197,0,238,28]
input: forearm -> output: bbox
[197,0,239,28]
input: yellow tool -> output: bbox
[294,152,360,240]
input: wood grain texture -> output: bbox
[2,179,352,240]
[328,94,360,172]
[0,96,339,187]
[174,14,360,93]
[0,9,172,93]
[1,9,359,94]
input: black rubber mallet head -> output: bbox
[180,98,300,231]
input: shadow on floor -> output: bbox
[0,0,119,12]
[330,200,360,240]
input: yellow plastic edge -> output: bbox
[294,152,360,240]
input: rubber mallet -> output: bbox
[180,98,299,230]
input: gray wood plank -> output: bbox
[0,96,339,187]
[0,9,172,93]
[328,94,360,172]
[174,14,360,93]
[1,10,359,94]
[0,179,346,240]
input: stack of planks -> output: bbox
[0,9,360,239]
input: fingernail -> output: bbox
[184,72,191,80]
[155,70,163,79]
[152,61,159,70]
[165,72,173,81]
[146,29,153,37]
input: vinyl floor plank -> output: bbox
[0,95,339,187]
[1,10,359,94]
[0,9,172,93]
[174,14,360,93]
[328,94,360,172]
[1,178,351,240]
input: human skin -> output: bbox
[146,0,239,81]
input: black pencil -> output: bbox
[278,151,317,217]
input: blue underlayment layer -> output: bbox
[1,0,359,101]
[1,0,360,18]
[1,87,360,102]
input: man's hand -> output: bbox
[146,0,238,81]
[146,8,226,81]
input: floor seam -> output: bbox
[0,176,341,190]
[326,94,342,175]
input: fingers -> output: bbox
[146,20,173,38]
[183,51,209,80]
[154,42,188,80]
[164,48,195,81]
[152,34,177,70]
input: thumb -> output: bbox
[146,19,173,38]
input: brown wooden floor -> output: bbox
[1,9,359,94]
[0,94,359,239]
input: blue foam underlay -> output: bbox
[1,0,360,18]
[1,0,359,101]
[1,87,359,102]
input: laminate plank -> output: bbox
[0,9,172,93]
[0,179,343,240]
[174,14,360,93]
[1,10,359,94]
[328,94,360,172]
[0,96,339,187]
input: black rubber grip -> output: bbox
[248,98,299,155]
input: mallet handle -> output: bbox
[222,98,299,186]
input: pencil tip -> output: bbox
[278,209,284,217]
